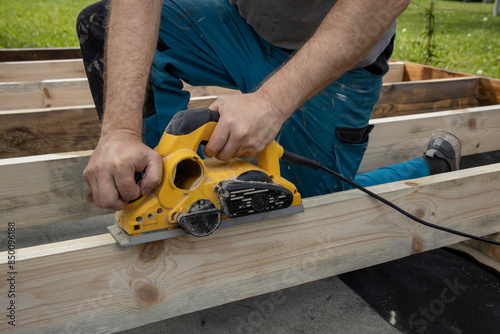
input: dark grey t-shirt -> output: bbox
[229,0,396,69]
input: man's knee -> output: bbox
[76,0,109,41]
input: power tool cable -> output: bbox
[281,150,500,246]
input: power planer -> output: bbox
[108,108,304,246]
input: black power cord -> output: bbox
[281,150,500,246]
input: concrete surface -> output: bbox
[120,275,401,334]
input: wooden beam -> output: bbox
[0,76,489,116]
[0,59,87,82]
[0,106,100,158]
[382,61,405,83]
[2,105,500,231]
[2,101,499,162]
[400,60,473,81]
[0,106,500,230]
[1,163,500,333]
[463,233,500,263]
[373,77,481,118]
[0,78,235,111]
[0,96,217,159]
[359,105,500,173]
[0,151,111,231]
[0,47,82,62]
[448,234,500,276]
[479,77,500,105]
[0,79,93,110]
[0,58,405,83]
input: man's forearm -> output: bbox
[101,0,163,139]
[257,0,410,119]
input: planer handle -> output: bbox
[155,108,284,176]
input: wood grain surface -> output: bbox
[2,105,499,230]
[1,164,500,333]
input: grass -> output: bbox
[0,0,499,78]
[393,0,500,78]
[0,0,95,48]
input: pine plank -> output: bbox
[0,78,233,111]
[0,151,111,230]
[0,106,100,158]
[2,105,500,230]
[373,77,481,118]
[0,76,488,117]
[401,60,473,81]
[0,47,82,62]
[359,105,500,173]
[1,164,500,333]
[3,65,495,116]
[0,58,404,83]
[0,96,217,159]
[479,77,500,105]
[463,233,500,263]
[0,59,87,82]
[0,79,93,110]
[447,240,500,273]
[382,61,405,83]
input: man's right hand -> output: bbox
[83,132,163,211]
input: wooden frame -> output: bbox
[1,52,500,333]
[2,163,500,333]
[2,104,499,232]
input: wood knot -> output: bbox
[139,240,165,262]
[412,235,425,254]
[467,118,477,130]
[405,181,419,187]
[42,86,52,99]
[5,127,36,146]
[414,208,426,219]
[84,187,94,204]
[136,283,159,305]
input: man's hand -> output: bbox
[84,0,163,211]
[83,132,162,210]
[204,92,288,160]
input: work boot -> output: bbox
[423,131,462,174]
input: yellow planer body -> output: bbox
[108,108,303,246]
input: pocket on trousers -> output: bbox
[335,125,374,145]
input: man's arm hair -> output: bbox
[101,0,163,140]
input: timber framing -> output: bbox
[1,50,500,333]
[1,164,500,333]
[2,104,500,232]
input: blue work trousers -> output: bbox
[77,0,430,198]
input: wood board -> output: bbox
[374,77,481,118]
[0,78,233,111]
[1,163,500,333]
[0,47,82,62]
[1,52,500,333]
[0,59,87,82]
[0,96,217,159]
[2,105,500,231]
[0,76,493,120]
[0,58,405,83]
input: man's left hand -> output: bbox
[203,92,287,160]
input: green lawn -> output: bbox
[0,0,95,48]
[393,0,500,78]
[0,0,499,78]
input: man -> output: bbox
[77,0,459,211]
